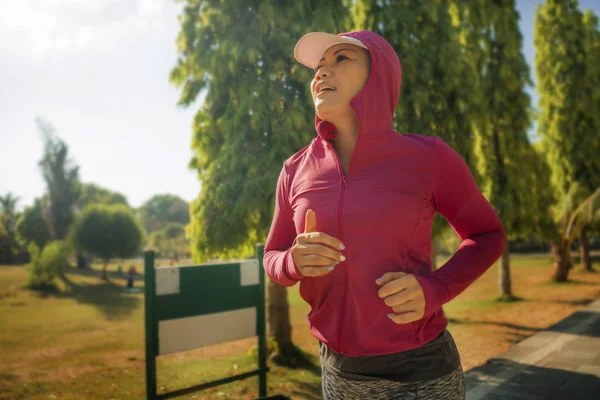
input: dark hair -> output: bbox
[363,48,372,73]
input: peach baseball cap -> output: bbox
[294,32,368,69]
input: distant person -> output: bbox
[127,265,138,289]
[263,30,505,399]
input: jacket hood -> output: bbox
[315,30,402,141]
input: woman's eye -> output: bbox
[314,55,347,73]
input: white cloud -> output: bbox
[75,27,93,47]
[56,34,71,51]
[137,0,163,16]
[0,0,167,56]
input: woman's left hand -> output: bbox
[376,272,425,324]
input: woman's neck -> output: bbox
[330,112,359,149]
[328,113,359,174]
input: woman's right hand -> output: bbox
[291,209,346,277]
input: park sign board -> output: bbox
[144,245,270,399]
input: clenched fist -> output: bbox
[376,272,426,324]
[291,209,346,277]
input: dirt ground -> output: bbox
[1,254,599,399]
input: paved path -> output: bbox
[465,298,600,399]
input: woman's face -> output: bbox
[310,43,370,121]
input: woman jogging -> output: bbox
[263,30,505,399]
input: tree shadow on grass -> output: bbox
[288,380,322,400]
[549,296,600,306]
[271,346,322,399]
[448,317,543,345]
[287,357,322,400]
[35,273,141,320]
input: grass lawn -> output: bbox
[1,253,599,399]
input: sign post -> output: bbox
[144,244,274,399]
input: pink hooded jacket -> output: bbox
[263,31,505,356]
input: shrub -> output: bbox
[24,241,70,290]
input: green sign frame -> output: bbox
[144,244,268,399]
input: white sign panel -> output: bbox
[240,260,259,286]
[156,267,180,295]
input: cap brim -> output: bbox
[294,32,368,69]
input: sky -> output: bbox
[1,0,600,211]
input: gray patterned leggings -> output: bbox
[321,360,465,399]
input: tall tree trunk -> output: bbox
[499,238,514,299]
[580,228,593,272]
[552,239,572,282]
[267,280,296,363]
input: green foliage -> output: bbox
[451,0,539,238]
[527,143,557,240]
[138,194,189,233]
[77,183,129,209]
[164,223,185,240]
[146,230,167,253]
[145,223,189,259]
[553,183,600,244]
[15,198,52,249]
[353,0,479,245]
[37,118,81,240]
[0,220,15,263]
[24,241,70,290]
[247,336,279,360]
[73,204,144,263]
[171,0,349,262]
[535,0,600,200]
[0,192,22,263]
[354,0,478,167]
[437,225,462,254]
[534,0,600,274]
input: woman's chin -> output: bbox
[315,102,340,121]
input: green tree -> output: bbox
[577,9,600,271]
[37,118,81,240]
[138,194,189,233]
[164,222,185,240]
[72,183,130,268]
[535,0,600,281]
[0,221,13,263]
[0,193,21,263]
[354,0,478,165]
[160,223,186,260]
[24,241,70,290]
[146,229,168,255]
[549,184,600,280]
[450,0,540,300]
[170,0,349,365]
[73,204,144,279]
[77,183,129,209]
[15,197,52,249]
[352,0,480,271]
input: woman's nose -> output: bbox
[317,65,332,79]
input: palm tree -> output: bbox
[0,192,20,231]
[551,184,600,281]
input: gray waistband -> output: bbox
[319,329,462,383]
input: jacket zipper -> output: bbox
[327,141,349,354]
[337,175,348,354]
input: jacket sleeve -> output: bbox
[263,164,304,287]
[412,137,506,317]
